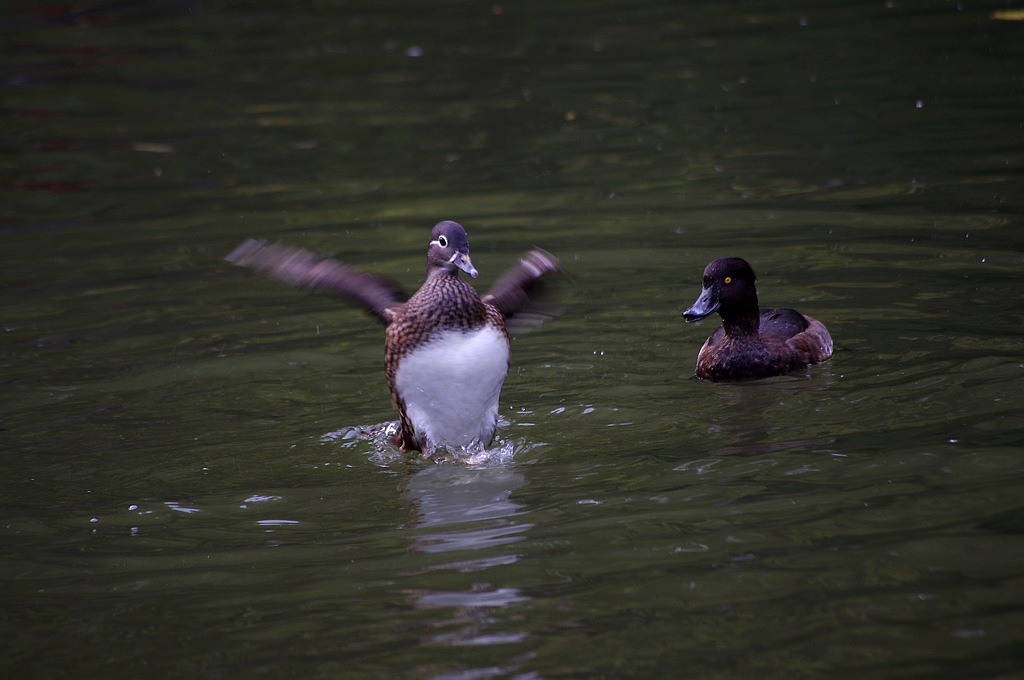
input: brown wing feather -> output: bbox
[481,249,564,333]
[225,239,404,324]
[786,315,833,364]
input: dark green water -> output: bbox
[3,1,1023,678]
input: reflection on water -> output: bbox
[406,464,530,551]
[697,375,840,457]
[402,464,533,654]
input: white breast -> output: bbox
[393,325,510,451]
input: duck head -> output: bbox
[428,221,478,278]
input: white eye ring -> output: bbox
[437,235,448,248]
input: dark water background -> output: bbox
[3,1,1023,678]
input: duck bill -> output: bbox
[682,287,718,322]
[450,251,479,278]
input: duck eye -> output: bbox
[724,276,732,284]
[437,235,448,248]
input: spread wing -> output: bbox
[225,239,405,324]
[481,248,565,334]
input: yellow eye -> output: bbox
[724,276,732,284]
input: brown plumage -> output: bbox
[681,257,833,381]
[226,221,562,456]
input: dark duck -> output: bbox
[681,257,832,381]
[226,221,561,457]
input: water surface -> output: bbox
[3,1,1023,678]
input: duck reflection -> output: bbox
[701,372,840,458]
[400,462,533,649]
[406,463,530,554]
